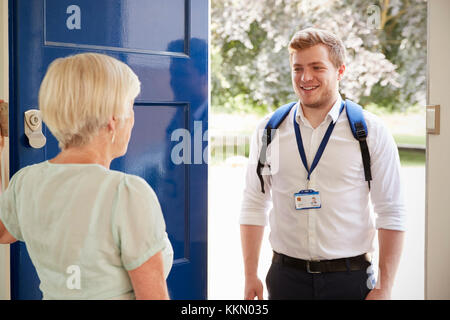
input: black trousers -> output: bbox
[266,260,372,300]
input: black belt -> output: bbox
[272,251,371,274]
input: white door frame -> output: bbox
[0,0,11,301]
[425,0,450,300]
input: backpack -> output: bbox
[256,99,372,193]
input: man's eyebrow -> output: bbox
[292,61,326,66]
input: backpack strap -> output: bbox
[256,99,372,193]
[257,102,296,193]
[345,99,372,189]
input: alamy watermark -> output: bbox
[171,121,208,165]
[170,121,280,174]
[367,4,382,30]
[66,265,81,290]
[366,265,382,290]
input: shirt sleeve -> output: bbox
[367,113,407,231]
[0,171,24,241]
[112,174,173,273]
[239,117,273,226]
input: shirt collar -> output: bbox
[296,95,343,125]
[328,95,343,124]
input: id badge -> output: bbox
[294,189,321,210]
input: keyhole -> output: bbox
[31,115,39,126]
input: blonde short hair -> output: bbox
[288,28,346,69]
[39,53,141,149]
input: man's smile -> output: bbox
[299,84,320,92]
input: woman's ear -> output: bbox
[107,116,118,133]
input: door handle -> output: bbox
[24,109,46,148]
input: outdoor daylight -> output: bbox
[209,0,426,300]
[4,0,450,306]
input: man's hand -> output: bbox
[366,229,405,300]
[365,288,391,300]
[244,275,264,300]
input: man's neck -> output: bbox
[301,96,338,129]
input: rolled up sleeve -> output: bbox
[239,120,273,226]
[0,172,23,241]
[112,175,173,273]
[368,114,407,231]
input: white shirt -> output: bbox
[239,96,406,260]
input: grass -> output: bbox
[394,134,426,146]
[210,143,425,167]
[394,134,426,166]
[210,106,426,167]
[399,149,425,167]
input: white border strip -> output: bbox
[0,0,11,301]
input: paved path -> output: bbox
[208,161,425,300]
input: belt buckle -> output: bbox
[306,260,321,274]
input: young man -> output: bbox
[240,28,406,300]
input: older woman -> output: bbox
[0,53,173,299]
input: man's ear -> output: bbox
[337,64,346,81]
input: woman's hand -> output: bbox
[0,134,4,155]
[0,99,4,155]
[0,220,17,244]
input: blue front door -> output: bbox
[9,0,208,299]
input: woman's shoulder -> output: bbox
[119,172,156,197]
[7,161,46,184]
[10,162,156,198]
[88,168,153,196]
[112,173,162,222]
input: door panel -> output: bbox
[45,0,187,55]
[112,104,189,263]
[9,0,208,300]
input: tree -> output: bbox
[212,0,427,112]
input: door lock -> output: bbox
[24,109,46,148]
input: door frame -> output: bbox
[425,0,450,300]
[3,0,208,300]
[0,0,11,301]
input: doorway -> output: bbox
[209,0,427,300]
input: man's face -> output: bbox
[291,44,344,109]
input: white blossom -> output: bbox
[212,0,427,110]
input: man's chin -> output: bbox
[299,94,336,110]
[300,98,323,109]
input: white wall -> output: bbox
[0,0,10,300]
[425,0,450,300]
[0,0,7,100]
[0,0,9,191]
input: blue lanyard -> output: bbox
[293,101,345,182]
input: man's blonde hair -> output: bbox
[39,53,141,149]
[288,27,346,69]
